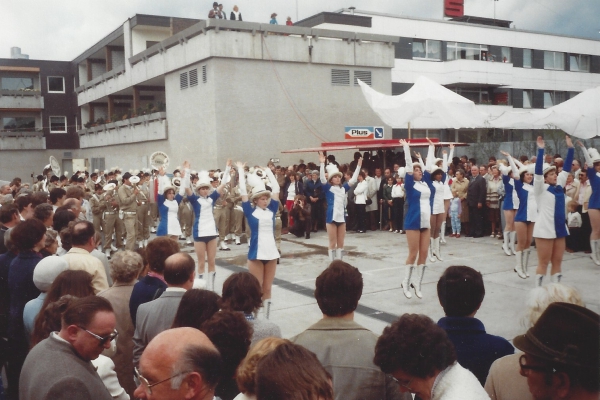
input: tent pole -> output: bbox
[408,122,411,139]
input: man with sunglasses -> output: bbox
[19,296,117,400]
[513,302,599,400]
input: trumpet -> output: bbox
[172,177,181,188]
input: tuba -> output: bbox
[150,151,170,171]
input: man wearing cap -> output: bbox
[102,182,123,257]
[118,172,139,251]
[136,173,151,248]
[89,184,106,248]
[514,302,600,400]
[23,256,69,340]
[20,296,116,400]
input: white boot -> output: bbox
[336,248,344,260]
[509,231,517,255]
[429,238,436,263]
[411,264,426,299]
[440,222,447,244]
[263,299,273,319]
[328,249,335,261]
[220,241,230,251]
[590,240,600,265]
[401,265,414,299]
[502,232,511,256]
[235,235,241,245]
[433,237,443,261]
[514,251,526,279]
[207,271,216,291]
[535,274,544,287]
[524,249,531,277]
[550,272,562,283]
[105,249,111,259]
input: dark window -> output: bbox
[49,116,67,133]
[180,72,188,89]
[189,69,198,86]
[2,117,35,132]
[48,76,65,93]
[354,70,371,86]
[202,65,207,83]
[331,69,350,86]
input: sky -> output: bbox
[1,0,599,61]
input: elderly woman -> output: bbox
[374,314,488,400]
[484,284,584,400]
[98,250,143,397]
[486,165,503,238]
[235,338,288,400]
[220,272,282,345]
[40,229,59,257]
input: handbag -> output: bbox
[366,198,373,206]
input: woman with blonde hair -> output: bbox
[235,338,289,400]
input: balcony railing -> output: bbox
[0,90,44,109]
[0,130,45,150]
[78,111,167,148]
[75,64,126,94]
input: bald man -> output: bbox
[134,327,222,400]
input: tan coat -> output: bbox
[484,353,532,400]
[451,177,470,222]
[98,283,137,397]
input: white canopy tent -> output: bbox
[358,76,488,132]
[488,86,600,139]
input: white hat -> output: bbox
[429,165,442,175]
[33,257,69,292]
[325,164,342,181]
[397,167,406,179]
[196,171,211,189]
[94,169,99,173]
[247,171,271,201]
[103,182,116,191]
[588,148,600,163]
[191,170,198,176]
[499,164,512,176]
[542,163,556,175]
[518,164,535,175]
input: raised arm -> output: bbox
[425,141,435,171]
[156,168,170,194]
[502,151,520,181]
[442,150,448,173]
[577,140,593,168]
[180,161,193,196]
[562,136,574,174]
[236,162,248,202]
[448,143,454,165]
[400,139,413,175]
[318,152,327,184]
[265,167,280,195]
[348,157,363,186]
[216,159,232,194]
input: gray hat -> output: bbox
[33,256,69,292]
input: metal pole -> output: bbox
[408,122,411,139]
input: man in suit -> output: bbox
[133,252,195,366]
[467,165,487,237]
[20,296,116,400]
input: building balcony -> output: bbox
[0,130,45,150]
[0,90,44,110]
[78,111,167,148]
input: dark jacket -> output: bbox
[129,275,167,326]
[304,179,324,201]
[467,175,487,207]
[283,180,304,202]
[438,316,514,386]
[0,251,17,337]
[8,251,42,341]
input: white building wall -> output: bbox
[131,26,172,56]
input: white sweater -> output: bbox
[432,363,490,400]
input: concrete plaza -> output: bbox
[190,229,600,342]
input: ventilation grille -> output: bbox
[354,70,372,86]
[331,69,350,86]
[180,72,188,89]
[202,65,207,83]
[63,152,72,158]
[189,69,198,87]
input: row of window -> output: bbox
[405,39,594,72]
[0,76,65,92]
[1,116,66,133]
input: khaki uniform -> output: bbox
[148,177,158,229]
[229,186,244,237]
[214,185,230,245]
[178,198,194,238]
[274,199,283,252]
[118,184,138,251]
[136,182,151,242]
[103,191,124,251]
[89,193,106,245]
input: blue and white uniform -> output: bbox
[532,147,574,239]
[156,176,184,237]
[404,143,432,230]
[189,191,220,239]
[243,199,280,260]
[581,148,600,210]
[319,164,359,224]
[514,180,537,223]
[421,145,447,214]
[502,175,520,211]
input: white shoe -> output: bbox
[535,274,544,287]
[111,244,118,252]
[429,238,436,263]
[440,222,447,244]
[235,235,241,245]
[502,232,511,256]
[336,248,344,260]
[590,240,600,265]
[143,239,148,247]
[105,249,111,259]
[514,251,526,279]
[550,272,562,283]
[411,264,426,299]
[207,271,216,291]
[524,249,531,277]
[328,249,335,261]
[220,242,230,251]
[401,265,414,299]
[138,241,144,248]
[151,227,156,233]
[433,237,443,262]
[186,236,193,245]
[509,231,517,255]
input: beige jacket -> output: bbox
[62,247,109,294]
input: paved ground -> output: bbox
[184,229,600,342]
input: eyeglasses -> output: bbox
[391,375,413,391]
[78,327,118,346]
[135,367,190,395]
[519,355,554,374]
